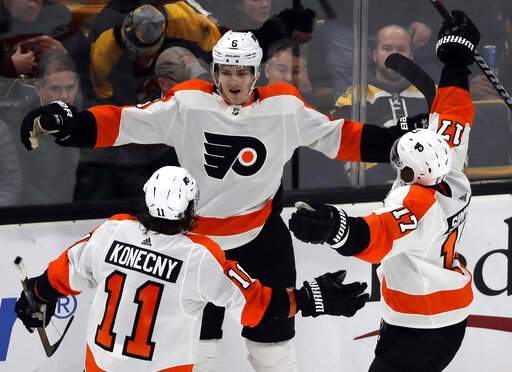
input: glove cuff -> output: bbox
[298,279,325,317]
[328,207,350,249]
[33,271,65,303]
[436,35,476,55]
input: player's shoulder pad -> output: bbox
[186,232,226,266]
[257,81,304,102]
[165,79,215,99]
[388,184,437,218]
[107,213,138,222]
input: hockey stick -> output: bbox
[430,0,512,110]
[385,53,436,110]
[14,256,74,357]
[318,0,337,19]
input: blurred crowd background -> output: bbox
[0,0,511,208]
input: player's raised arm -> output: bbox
[428,10,480,170]
[20,92,179,151]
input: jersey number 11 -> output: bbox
[95,270,164,360]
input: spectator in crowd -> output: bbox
[4,50,79,205]
[0,0,78,78]
[0,117,21,206]
[88,2,219,105]
[88,0,170,43]
[138,46,210,103]
[263,39,312,97]
[227,0,273,30]
[88,2,315,105]
[156,46,210,93]
[313,0,434,100]
[333,25,428,185]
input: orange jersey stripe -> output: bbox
[85,345,106,372]
[381,275,473,315]
[431,86,474,126]
[47,215,135,295]
[164,79,215,99]
[91,80,214,148]
[159,365,193,372]
[85,345,193,371]
[336,121,363,162]
[89,105,123,148]
[47,236,92,296]
[192,199,272,236]
[108,213,137,222]
[186,233,227,265]
[257,82,321,112]
[356,185,437,264]
[187,234,271,328]
[258,82,303,102]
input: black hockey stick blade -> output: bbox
[43,315,75,357]
[385,53,436,110]
[13,256,74,357]
[429,0,512,110]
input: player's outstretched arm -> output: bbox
[263,270,369,320]
[20,101,97,150]
[431,10,479,120]
[358,113,429,163]
[21,92,178,151]
[289,202,370,256]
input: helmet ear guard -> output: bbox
[400,166,415,184]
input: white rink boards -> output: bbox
[0,194,511,371]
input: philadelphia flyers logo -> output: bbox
[204,132,266,179]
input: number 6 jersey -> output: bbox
[45,214,272,371]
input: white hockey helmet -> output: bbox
[211,31,263,87]
[390,129,452,186]
[143,166,199,220]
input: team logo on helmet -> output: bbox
[204,132,266,179]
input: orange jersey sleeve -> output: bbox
[356,185,437,264]
[187,234,272,327]
[47,214,137,295]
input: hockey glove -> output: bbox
[436,10,480,65]
[298,270,369,318]
[15,276,57,332]
[289,202,349,248]
[20,100,78,150]
[391,113,430,138]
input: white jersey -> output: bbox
[355,85,474,328]
[46,214,271,371]
[89,81,363,249]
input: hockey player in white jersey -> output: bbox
[289,10,480,372]
[14,165,369,372]
[19,30,424,371]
